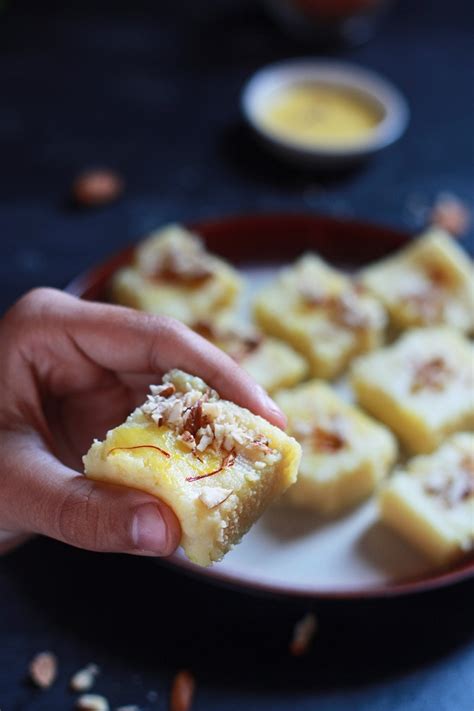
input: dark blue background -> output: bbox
[0,1,473,710]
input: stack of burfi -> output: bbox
[99,222,474,568]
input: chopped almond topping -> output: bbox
[183,400,208,437]
[313,427,346,453]
[293,416,348,454]
[199,486,234,509]
[141,370,281,466]
[426,264,450,287]
[147,236,213,285]
[411,357,453,393]
[142,371,281,466]
[424,455,474,507]
[329,293,371,330]
[401,288,445,323]
[194,320,264,362]
[158,382,176,398]
[300,285,371,330]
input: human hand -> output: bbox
[0,288,286,556]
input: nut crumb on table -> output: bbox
[28,651,58,689]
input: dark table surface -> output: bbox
[1,1,473,710]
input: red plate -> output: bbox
[66,213,474,599]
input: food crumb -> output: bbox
[76,694,110,711]
[289,612,319,656]
[70,663,100,692]
[72,168,124,207]
[29,651,58,689]
[430,192,471,236]
[170,670,195,711]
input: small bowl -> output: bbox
[241,59,409,168]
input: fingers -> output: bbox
[155,324,287,428]
[0,431,181,556]
[84,300,286,427]
[33,290,286,428]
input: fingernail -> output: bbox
[132,503,168,555]
[257,386,287,426]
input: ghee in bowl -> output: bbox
[260,82,383,148]
[242,60,409,166]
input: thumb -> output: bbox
[0,432,181,556]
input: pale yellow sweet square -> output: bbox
[351,328,474,454]
[193,318,308,394]
[83,370,301,567]
[360,227,474,334]
[254,254,386,379]
[275,380,397,515]
[379,433,474,565]
[111,224,242,325]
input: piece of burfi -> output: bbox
[275,380,397,514]
[379,433,474,565]
[351,328,474,454]
[111,224,242,324]
[83,369,301,567]
[193,319,308,394]
[254,254,386,379]
[360,227,474,334]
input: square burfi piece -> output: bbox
[83,369,301,566]
[254,254,386,379]
[111,224,242,325]
[379,433,474,565]
[351,328,474,454]
[275,380,397,514]
[360,227,474,334]
[193,319,308,394]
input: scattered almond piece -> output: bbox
[430,193,471,236]
[76,694,110,711]
[72,169,124,207]
[170,670,195,711]
[70,663,100,692]
[29,651,58,689]
[289,612,318,656]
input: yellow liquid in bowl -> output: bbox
[261,83,382,148]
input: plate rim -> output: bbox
[65,211,474,600]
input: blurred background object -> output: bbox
[242,59,409,167]
[263,0,393,46]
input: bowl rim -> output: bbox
[241,58,410,158]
